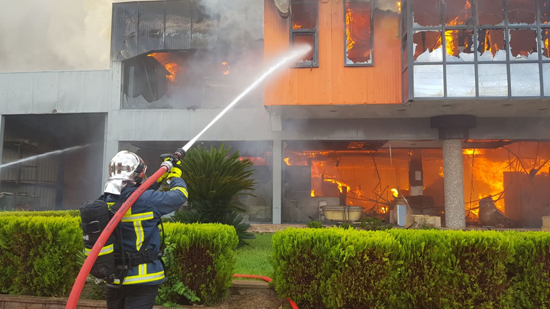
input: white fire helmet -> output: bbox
[103,151,147,195]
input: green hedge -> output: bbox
[0,215,83,296]
[159,222,238,306]
[0,213,238,307]
[272,228,550,309]
[0,210,79,217]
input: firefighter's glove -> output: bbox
[157,158,172,183]
[167,161,183,179]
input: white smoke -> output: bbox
[0,0,148,72]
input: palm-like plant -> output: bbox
[171,144,256,245]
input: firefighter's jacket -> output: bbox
[105,177,188,285]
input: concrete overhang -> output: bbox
[264,98,550,119]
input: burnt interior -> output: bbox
[345,0,372,64]
[0,114,105,211]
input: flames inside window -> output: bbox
[477,29,505,60]
[543,28,550,59]
[445,0,472,26]
[413,31,442,61]
[445,30,474,60]
[345,0,372,65]
[291,0,318,29]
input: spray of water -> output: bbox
[182,45,312,152]
[0,144,90,170]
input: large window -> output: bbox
[344,0,374,66]
[403,0,550,99]
[290,0,319,67]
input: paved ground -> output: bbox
[248,224,306,233]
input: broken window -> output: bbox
[540,0,550,24]
[445,0,473,26]
[413,31,443,62]
[293,34,315,62]
[413,0,441,27]
[290,0,318,67]
[445,30,474,61]
[477,0,505,25]
[509,29,537,60]
[542,28,550,59]
[344,0,373,65]
[507,0,536,25]
[477,29,506,60]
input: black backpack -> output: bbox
[80,194,165,285]
[79,195,121,284]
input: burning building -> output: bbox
[0,0,550,229]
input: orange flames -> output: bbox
[222,62,230,75]
[345,10,355,51]
[545,38,549,58]
[445,0,471,56]
[293,24,302,29]
[311,189,316,197]
[164,63,179,82]
[397,1,401,13]
[324,178,350,194]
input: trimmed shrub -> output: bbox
[272,228,401,309]
[0,210,79,217]
[506,231,550,309]
[273,228,546,309]
[159,223,238,306]
[0,215,82,296]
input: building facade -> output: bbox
[0,0,549,229]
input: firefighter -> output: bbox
[102,150,188,309]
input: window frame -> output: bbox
[289,0,320,68]
[404,0,549,100]
[343,0,375,67]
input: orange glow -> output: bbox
[311,189,315,197]
[324,178,350,194]
[391,188,399,198]
[463,149,481,155]
[239,156,267,166]
[397,1,401,13]
[222,62,230,75]
[465,0,471,9]
[439,167,445,177]
[284,157,291,165]
[164,63,179,82]
[545,38,549,57]
[345,10,355,51]
[293,24,302,29]
[445,30,455,56]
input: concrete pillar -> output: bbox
[442,139,465,229]
[0,115,5,207]
[272,134,282,224]
[431,115,476,229]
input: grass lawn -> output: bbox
[233,233,273,277]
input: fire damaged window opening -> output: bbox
[344,0,374,66]
[290,0,319,67]
[408,0,550,99]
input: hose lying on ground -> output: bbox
[232,274,299,309]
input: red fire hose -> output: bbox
[65,165,170,309]
[232,274,299,309]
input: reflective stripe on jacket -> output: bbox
[106,177,188,285]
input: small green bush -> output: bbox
[0,215,82,296]
[338,222,354,230]
[306,220,323,229]
[160,223,238,306]
[360,217,392,231]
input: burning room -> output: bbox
[282,140,550,229]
